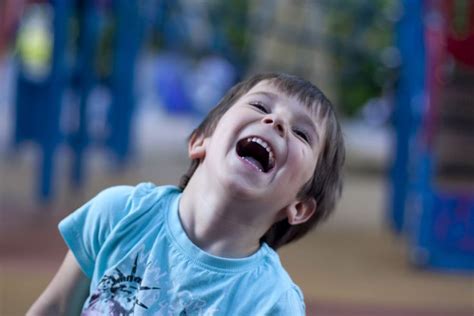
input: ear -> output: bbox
[188,133,207,160]
[284,198,317,225]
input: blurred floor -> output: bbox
[1,113,473,316]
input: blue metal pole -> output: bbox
[107,0,144,163]
[390,0,426,232]
[37,0,71,200]
[70,0,100,187]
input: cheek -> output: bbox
[285,145,313,183]
[214,115,242,140]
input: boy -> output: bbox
[28,73,345,315]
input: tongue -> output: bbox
[242,156,264,171]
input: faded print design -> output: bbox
[81,251,220,316]
[158,290,219,316]
[82,253,160,315]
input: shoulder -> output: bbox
[127,183,181,212]
[87,182,180,216]
[261,247,297,285]
[252,246,306,314]
[58,183,181,276]
[93,182,173,204]
[59,182,181,236]
[268,285,305,315]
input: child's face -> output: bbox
[191,80,324,221]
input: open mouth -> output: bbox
[236,136,275,173]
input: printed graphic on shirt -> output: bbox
[81,251,220,316]
[83,253,160,315]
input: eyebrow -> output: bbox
[247,91,278,100]
[247,91,320,143]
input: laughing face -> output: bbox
[189,80,324,223]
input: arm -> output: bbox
[29,186,135,315]
[27,251,90,316]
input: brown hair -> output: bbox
[179,73,345,250]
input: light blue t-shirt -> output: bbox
[59,183,305,315]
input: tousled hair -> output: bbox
[179,73,345,250]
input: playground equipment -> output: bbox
[14,0,145,200]
[14,1,71,199]
[391,0,474,271]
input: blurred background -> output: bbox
[0,0,473,315]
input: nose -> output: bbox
[262,115,286,137]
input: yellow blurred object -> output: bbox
[16,4,53,80]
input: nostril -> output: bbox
[262,116,285,135]
[276,124,284,133]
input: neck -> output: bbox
[178,170,270,258]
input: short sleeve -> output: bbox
[268,286,306,315]
[58,185,134,278]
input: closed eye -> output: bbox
[294,129,311,144]
[250,102,269,114]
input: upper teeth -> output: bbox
[247,137,275,166]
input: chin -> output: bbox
[219,176,267,201]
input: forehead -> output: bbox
[243,80,304,109]
[243,80,327,124]
[245,80,288,97]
